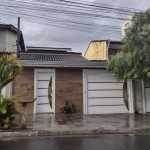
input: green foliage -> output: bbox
[0,94,19,128]
[60,100,74,114]
[139,128,150,132]
[0,54,23,93]
[107,9,150,81]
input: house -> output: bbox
[13,46,107,115]
[121,17,150,114]
[0,24,25,97]
[84,39,150,115]
[0,24,25,53]
[14,44,134,115]
[84,40,122,60]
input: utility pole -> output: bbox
[17,17,20,58]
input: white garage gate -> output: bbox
[83,70,132,114]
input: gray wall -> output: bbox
[133,79,145,114]
[0,29,6,52]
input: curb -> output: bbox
[0,129,143,138]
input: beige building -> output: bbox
[84,40,122,60]
[0,24,25,53]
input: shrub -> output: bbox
[60,100,74,114]
[0,54,23,93]
[0,94,19,129]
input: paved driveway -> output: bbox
[1,114,150,136]
[26,113,150,134]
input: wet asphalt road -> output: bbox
[0,134,150,150]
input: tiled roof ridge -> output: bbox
[27,46,71,50]
[20,52,82,55]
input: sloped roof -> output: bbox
[19,50,106,68]
[20,60,106,68]
[19,46,106,69]
[20,53,88,62]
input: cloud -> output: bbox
[1,0,150,54]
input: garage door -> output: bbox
[85,72,129,114]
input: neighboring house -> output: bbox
[84,40,122,60]
[84,37,150,115]
[122,17,150,114]
[0,24,25,53]
[84,40,134,114]
[0,24,25,97]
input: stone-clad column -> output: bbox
[21,103,27,128]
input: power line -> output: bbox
[1,13,121,38]
[0,0,143,38]
[0,2,131,21]
[0,6,121,30]
[1,0,137,22]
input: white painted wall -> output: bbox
[6,30,17,53]
[122,15,133,38]
[2,87,6,96]
[0,29,17,52]
[1,82,13,97]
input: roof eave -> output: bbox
[21,64,106,69]
[19,60,106,68]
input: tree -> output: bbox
[0,54,22,93]
[107,9,150,81]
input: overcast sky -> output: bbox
[1,0,150,55]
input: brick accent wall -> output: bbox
[13,67,34,115]
[13,67,83,115]
[55,68,83,113]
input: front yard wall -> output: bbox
[13,67,83,115]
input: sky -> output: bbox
[1,0,150,55]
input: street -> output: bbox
[0,134,150,150]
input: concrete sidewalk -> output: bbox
[1,114,150,137]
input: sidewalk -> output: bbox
[1,114,150,137]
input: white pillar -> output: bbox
[141,79,146,114]
[2,86,6,96]
[127,79,135,113]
